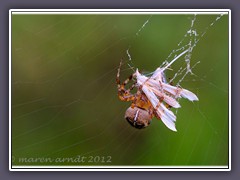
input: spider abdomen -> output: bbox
[125,107,152,129]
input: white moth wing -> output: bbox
[153,105,177,131]
[180,89,199,101]
[160,102,176,121]
[136,70,177,131]
[161,83,181,97]
[141,84,177,132]
[162,83,199,101]
[163,95,181,108]
[134,67,198,132]
[150,87,181,108]
[143,78,181,108]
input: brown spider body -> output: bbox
[116,61,156,129]
[125,107,152,129]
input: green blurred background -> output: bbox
[11,14,229,166]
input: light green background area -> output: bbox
[11,14,229,166]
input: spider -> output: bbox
[116,60,199,131]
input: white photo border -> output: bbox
[9,9,231,171]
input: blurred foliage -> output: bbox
[12,14,229,166]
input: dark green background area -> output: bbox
[11,14,229,166]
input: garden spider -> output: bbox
[116,61,155,129]
[116,60,198,131]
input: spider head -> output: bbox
[125,107,152,129]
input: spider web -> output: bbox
[11,12,229,167]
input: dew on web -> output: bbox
[135,15,152,36]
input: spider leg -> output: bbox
[116,60,137,102]
[116,60,123,89]
[126,81,136,92]
[119,93,136,102]
[130,90,141,108]
[117,59,136,87]
[118,78,136,102]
